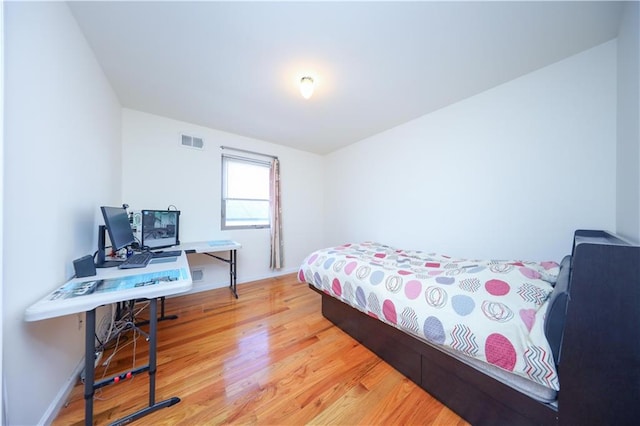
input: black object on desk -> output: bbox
[152,250,182,258]
[118,252,153,269]
[73,255,97,278]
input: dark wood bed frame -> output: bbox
[310,230,640,425]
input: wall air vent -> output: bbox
[180,133,204,150]
[191,268,204,282]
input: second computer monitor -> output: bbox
[141,209,180,249]
[97,205,137,268]
[101,206,136,251]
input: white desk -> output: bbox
[25,253,193,426]
[134,240,242,325]
[175,240,241,298]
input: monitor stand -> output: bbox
[96,225,121,268]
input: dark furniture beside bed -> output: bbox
[309,230,640,425]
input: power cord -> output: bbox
[82,301,150,388]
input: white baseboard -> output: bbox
[41,357,85,425]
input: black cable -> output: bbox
[94,331,105,349]
[93,244,113,262]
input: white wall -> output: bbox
[3,3,122,425]
[616,1,640,243]
[1,2,5,422]
[324,41,617,262]
[122,109,325,291]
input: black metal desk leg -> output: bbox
[135,297,177,326]
[230,249,238,299]
[148,297,157,404]
[204,249,239,298]
[84,309,96,426]
[108,298,180,426]
[158,297,178,321]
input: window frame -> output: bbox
[221,154,271,230]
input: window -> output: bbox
[221,155,271,229]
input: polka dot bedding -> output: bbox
[298,242,560,390]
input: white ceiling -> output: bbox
[68,1,624,154]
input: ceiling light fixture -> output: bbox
[300,76,314,99]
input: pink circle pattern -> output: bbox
[404,280,422,299]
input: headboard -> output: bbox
[557,229,640,425]
[544,254,571,365]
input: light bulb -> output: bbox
[300,76,314,99]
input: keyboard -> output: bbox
[118,252,153,269]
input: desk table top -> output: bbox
[174,240,241,254]
[25,253,192,322]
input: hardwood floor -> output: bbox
[53,274,469,425]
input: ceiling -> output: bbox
[68,1,624,155]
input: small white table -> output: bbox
[25,253,193,426]
[174,240,241,298]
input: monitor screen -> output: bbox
[100,206,136,251]
[141,210,180,249]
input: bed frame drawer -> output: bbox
[421,349,557,426]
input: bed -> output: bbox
[297,230,640,425]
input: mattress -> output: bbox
[298,242,560,392]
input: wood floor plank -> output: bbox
[52,274,469,425]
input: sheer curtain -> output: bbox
[269,158,283,269]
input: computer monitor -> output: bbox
[96,206,136,268]
[141,210,180,250]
